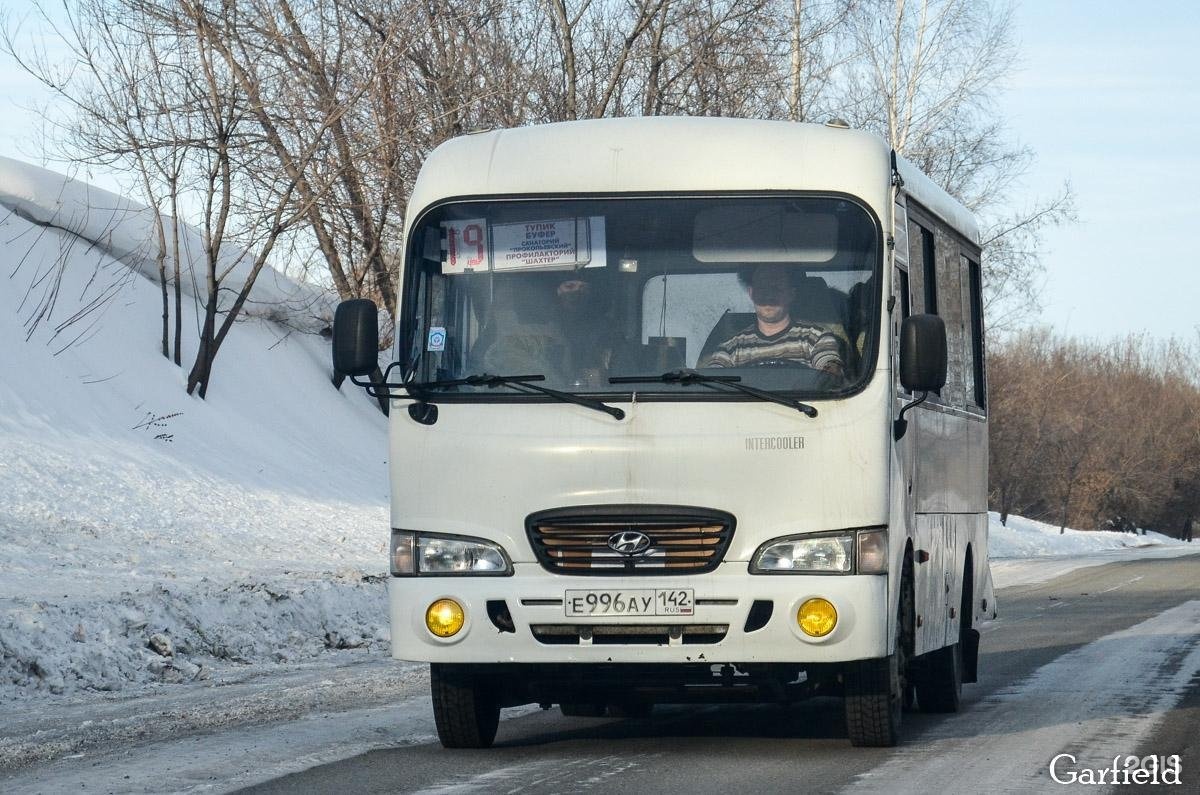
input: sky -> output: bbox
[995,0,1200,341]
[1,0,1198,342]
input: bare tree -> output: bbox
[989,331,1200,534]
[2,0,191,362]
[4,0,328,398]
[832,0,1074,333]
[786,0,856,122]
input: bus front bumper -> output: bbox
[389,562,889,664]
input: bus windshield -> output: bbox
[401,195,880,398]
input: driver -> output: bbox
[699,264,844,378]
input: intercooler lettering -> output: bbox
[745,435,805,451]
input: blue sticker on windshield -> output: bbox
[427,327,447,352]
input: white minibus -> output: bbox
[334,116,995,748]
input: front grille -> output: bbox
[526,505,735,576]
[530,624,729,645]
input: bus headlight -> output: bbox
[750,528,889,574]
[751,534,853,573]
[391,530,512,576]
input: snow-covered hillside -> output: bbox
[1,160,390,699]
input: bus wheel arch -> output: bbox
[961,545,980,684]
[913,542,968,713]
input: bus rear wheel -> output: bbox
[430,664,501,749]
[915,642,962,713]
[916,557,972,713]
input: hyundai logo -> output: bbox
[607,530,652,556]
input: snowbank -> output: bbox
[0,155,333,331]
[1,161,389,701]
[0,573,387,698]
[988,512,1185,559]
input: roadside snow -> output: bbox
[989,512,1181,558]
[1,161,389,704]
[987,512,1196,589]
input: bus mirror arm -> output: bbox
[347,368,437,424]
[348,362,406,398]
[893,391,929,441]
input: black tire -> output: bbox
[915,560,970,713]
[916,641,963,713]
[844,558,913,747]
[844,654,902,747]
[559,702,607,718]
[430,664,501,749]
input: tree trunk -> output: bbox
[789,0,803,121]
[1059,479,1074,534]
[187,299,218,397]
[159,257,170,358]
[171,190,183,366]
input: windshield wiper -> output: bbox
[409,373,625,420]
[609,369,818,418]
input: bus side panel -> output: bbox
[913,408,980,514]
[912,512,948,655]
[910,407,986,655]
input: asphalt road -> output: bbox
[245,555,1200,794]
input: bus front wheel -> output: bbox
[844,560,914,747]
[430,663,501,749]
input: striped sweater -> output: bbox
[701,322,845,376]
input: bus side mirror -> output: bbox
[899,314,947,393]
[333,299,380,377]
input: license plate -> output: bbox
[564,589,694,617]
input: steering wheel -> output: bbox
[748,358,841,389]
[749,358,817,370]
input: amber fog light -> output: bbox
[797,597,838,637]
[425,599,465,638]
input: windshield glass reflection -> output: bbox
[402,196,880,396]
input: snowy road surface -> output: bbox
[4,552,1199,793]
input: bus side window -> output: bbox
[965,256,986,411]
[894,266,912,394]
[907,212,942,398]
[906,217,938,317]
[937,228,967,407]
[920,226,938,316]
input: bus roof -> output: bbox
[409,117,980,245]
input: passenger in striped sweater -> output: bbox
[700,264,845,377]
